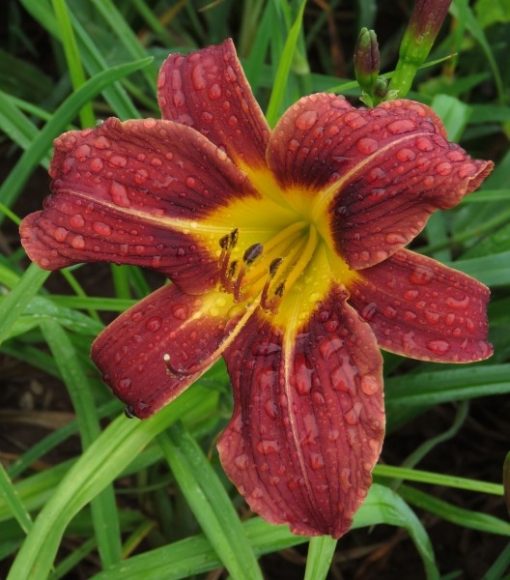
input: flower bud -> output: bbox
[389,0,452,98]
[354,28,380,94]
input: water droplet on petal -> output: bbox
[396,148,416,162]
[310,453,324,470]
[191,64,206,90]
[388,119,415,134]
[295,110,318,130]
[234,454,249,469]
[110,181,130,207]
[409,265,434,285]
[172,305,188,320]
[256,440,279,455]
[92,221,111,236]
[70,214,85,228]
[360,302,377,321]
[93,136,111,149]
[356,137,378,154]
[75,144,91,160]
[208,83,222,100]
[146,317,161,332]
[415,136,433,151]
[427,340,450,355]
[53,227,68,242]
[446,294,470,309]
[361,375,379,395]
[436,162,452,176]
[71,235,85,250]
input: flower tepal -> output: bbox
[20,39,493,538]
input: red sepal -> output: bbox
[349,249,493,362]
[219,289,384,538]
[92,284,240,418]
[158,39,270,166]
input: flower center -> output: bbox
[217,220,320,311]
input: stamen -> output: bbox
[269,257,284,277]
[243,242,263,264]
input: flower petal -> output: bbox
[268,97,493,269]
[92,284,243,418]
[219,288,384,538]
[20,118,258,293]
[158,39,270,167]
[348,249,493,362]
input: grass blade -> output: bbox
[158,423,263,580]
[304,536,337,580]
[0,56,152,214]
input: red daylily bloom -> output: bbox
[20,39,493,538]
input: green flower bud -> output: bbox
[354,28,380,94]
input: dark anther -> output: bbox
[228,260,238,279]
[243,243,263,264]
[229,228,239,247]
[269,257,283,277]
[275,282,285,297]
[219,234,230,249]
[124,405,136,419]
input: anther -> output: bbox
[269,257,284,277]
[243,243,263,264]
[275,282,285,297]
[228,260,238,279]
[229,228,239,248]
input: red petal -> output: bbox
[20,118,256,293]
[92,284,240,418]
[267,93,353,189]
[219,288,384,538]
[349,249,493,362]
[158,39,270,166]
[268,97,493,269]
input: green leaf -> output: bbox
[265,0,307,126]
[158,424,263,580]
[304,536,337,580]
[0,56,152,214]
[7,386,216,580]
[474,0,510,28]
[0,463,33,534]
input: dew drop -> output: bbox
[409,265,434,285]
[146,317,161,332]
[385,232,407,245]
[53,227,68,242]
[436,162,452,176]
[388,119,415,134]
[186,176,196,188]
[119,377,132,390]
[208,83,222,100]
[396,148,416,162]
[319,337,343,358]
[93,136,111,149]
[310,453,324,470]
[415,136,433,152]
[295,110,318,130]
[89,158,103,173]
[340,468,352,491]
[69,214,85,228]
[92,221,111,236]
[360,302,377,321]
[356,137,378,155]
[360,375,379,395]
[234,454,249,469]
[191,64,206,90]
[134,169,148,185]
[110,154,127,168]
[384,306,397,319]
[446,294,470,309]
[110,181,130,207]
[404,289,419,300]
[343,112,367,129]
[75,144,91,160]
[427,340,450,355]
[425,310,440,324]
[264,399,278,419]
[256,440,279,455]
[172,304,188,320]
[71,235,85,250]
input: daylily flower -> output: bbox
[20,39,493,538]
